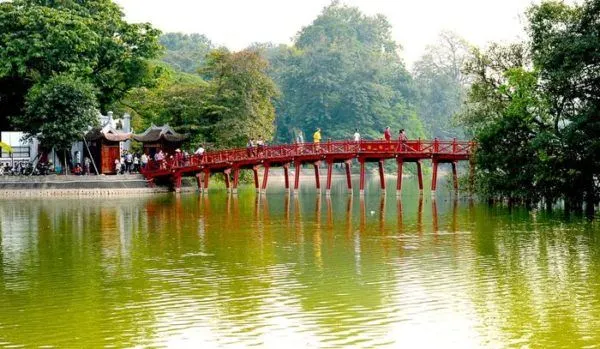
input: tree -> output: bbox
[15,74,98,151]
[159,33,213,73]
[413,31,471,139]
[266,2,424,143]
[201,49,279,148]
[0,0,162,133]
[460,0,600,212]
[120,49,278,150]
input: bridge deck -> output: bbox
[142,139,475,193]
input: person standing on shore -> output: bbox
[84,156,91,175]
[141,153,148,170]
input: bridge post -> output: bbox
[326,160,333,196]
[396,158,403,196]
[378,160,386,193]
[313,161,321,193]
[232,168,240,194]
[451,161,458,192]
[172,172,182,193]
[283,163,290,191]
[203,170,210,192]
[344,160,352,194]
[294,162,301,193]
[359,158,366,196]
[431,160,439,194]
[416,161,424,193]
[261,164,270,193]
[223,169,231,193]
[252,166,260,193]
[196,173,203,193]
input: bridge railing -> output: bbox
[141,139,475,175]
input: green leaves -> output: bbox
[0,0,162,136]
[14,74,98,150]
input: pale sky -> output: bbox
[115,0,536,67]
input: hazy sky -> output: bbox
[115,0,536,67]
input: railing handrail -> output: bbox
[142,139,475,175]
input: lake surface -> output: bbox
[1,178,600,348]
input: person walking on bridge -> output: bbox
[398,129,407,151]
[384,126,391,142]
[353,129,360,142]
[313,128,322,153]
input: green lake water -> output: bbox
[1,177,600,348]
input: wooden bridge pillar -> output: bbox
[359,158,366,196]
[294,162,301,193]
[326,160,333,196]
[196,173,203,193]
[232,168,240,194]
[252,166,260,193]
[313,161,321,193]
[261,164,270,193]
[451,161,458,192]
[203,170,210,191]
[344,160,352,194]
[378,160,386,192]
[416,161,424,193]
[223,168,231,192]
[172,172,182,193]
[396,159,403,196]
[283,163,290,191]
[431,160,439,194]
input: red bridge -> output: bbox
[142,139,475,194]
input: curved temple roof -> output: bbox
[132,124,187,143]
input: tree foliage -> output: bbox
[413,31,470,139]
[263,2,424,142]
[159,33,213,73]
[0,0,162,136]
[461,0,600,212]
[16,74,98,150]
[121,49,278,149]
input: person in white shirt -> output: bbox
[353,129,360,142]
[195,145,205,155]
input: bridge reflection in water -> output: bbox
[1,194,599,347]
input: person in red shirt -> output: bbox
[384,126,392,142]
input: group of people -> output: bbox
[246,136,266,157]
[297,127,408,147]
[114,151,147,174]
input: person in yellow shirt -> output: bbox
[313,128,322,143]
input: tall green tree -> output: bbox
[0,0,161,138]
[267,2,424,143]
[159,33,213,73]
[120,49,278,149]
[413,31,471,139]
[16,74,99,150]
[461,0,600,212]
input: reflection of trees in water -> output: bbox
[3,195,598,347]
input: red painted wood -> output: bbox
[396,159,403,191]
[417,161,423,191]
[261,165,270,190]
[359,159,365,191]
[451,161,458,191]
[378,160,386,190]
[344,160,352,190]
[313,162,321,190]
[252,167,259,190]
[283,163,290,189]
[141,139,475,193]
[431,161,439,191]
[326,161,333,191]
[294,162,301,190]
